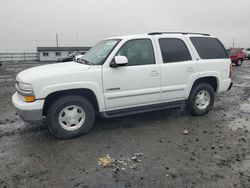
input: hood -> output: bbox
[17,61,90,83]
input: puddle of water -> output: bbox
[242,157,250,171]
[233,84,250,88]
[240,102,250,113]
[232,156,250,172]
[228,118,250,131]
[240,76,250,79]
[228,101,250,131]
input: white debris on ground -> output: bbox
[182,129,189,135]
[97,154,114,167]
[97,153,144,171]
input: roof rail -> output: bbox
[148,32,210,36]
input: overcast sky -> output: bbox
[0,0,250,52]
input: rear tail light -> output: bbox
[229,63,232,78]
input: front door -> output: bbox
[103,39,161,110]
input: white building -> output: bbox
[37,47,91,62]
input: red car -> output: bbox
[227,48,245,66]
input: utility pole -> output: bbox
[56,34,59,47]
[232,37,235,48]
[75,31,78,46]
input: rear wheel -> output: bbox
[188,83,215,116]
[47,95,95,139]
[236,59,242,66]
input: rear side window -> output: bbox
[159,38,192,63]
[190,37,228,59]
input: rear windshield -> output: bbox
[227,49,237,55]
[190,37,228,59]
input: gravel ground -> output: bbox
[0,60,249,188]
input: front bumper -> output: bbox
[12,92,44,124]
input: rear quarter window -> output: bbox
[190,37,228,59]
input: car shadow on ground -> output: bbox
[12,108,189,141]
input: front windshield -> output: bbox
[79,39,120,65]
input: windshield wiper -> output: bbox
[77,58,92,65]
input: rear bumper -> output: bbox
[227,82,233,91]
[218,79,232,92]
[12,92,44,124]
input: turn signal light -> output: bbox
[23,96,36,102]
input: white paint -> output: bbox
[12,33,232,117]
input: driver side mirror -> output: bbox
[110,56,128,68]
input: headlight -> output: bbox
[18,82,33,91]
[16,81,36,102]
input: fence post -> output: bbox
[24,52,26,62]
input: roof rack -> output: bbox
[148,32,210,36]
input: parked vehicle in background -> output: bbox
[227,48,245,66]
[243,48,250,59]
[74,54,85,62]
[57,51,86,63]
[12,32,232,139]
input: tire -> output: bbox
[47,95,95,139]
[236,59,242,66]
[187,83,215,116]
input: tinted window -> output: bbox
[116,39,155,66]
[159,38,192,63]
[190,37,228,59]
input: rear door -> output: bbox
[153,35,199,102]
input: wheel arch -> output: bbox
[188,76,219,98]
[42,88,99,116]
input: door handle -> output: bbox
[150,70,159,76]
[186,67,194,72]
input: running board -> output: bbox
[101,100,186,118]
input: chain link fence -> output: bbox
[0,53,39,62]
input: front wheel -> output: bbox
[47,95,95,139]
[236,59,242,66]
[187,83,215,116]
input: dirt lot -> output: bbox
[0,60,249,188]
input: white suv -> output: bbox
[12,32,233,139]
